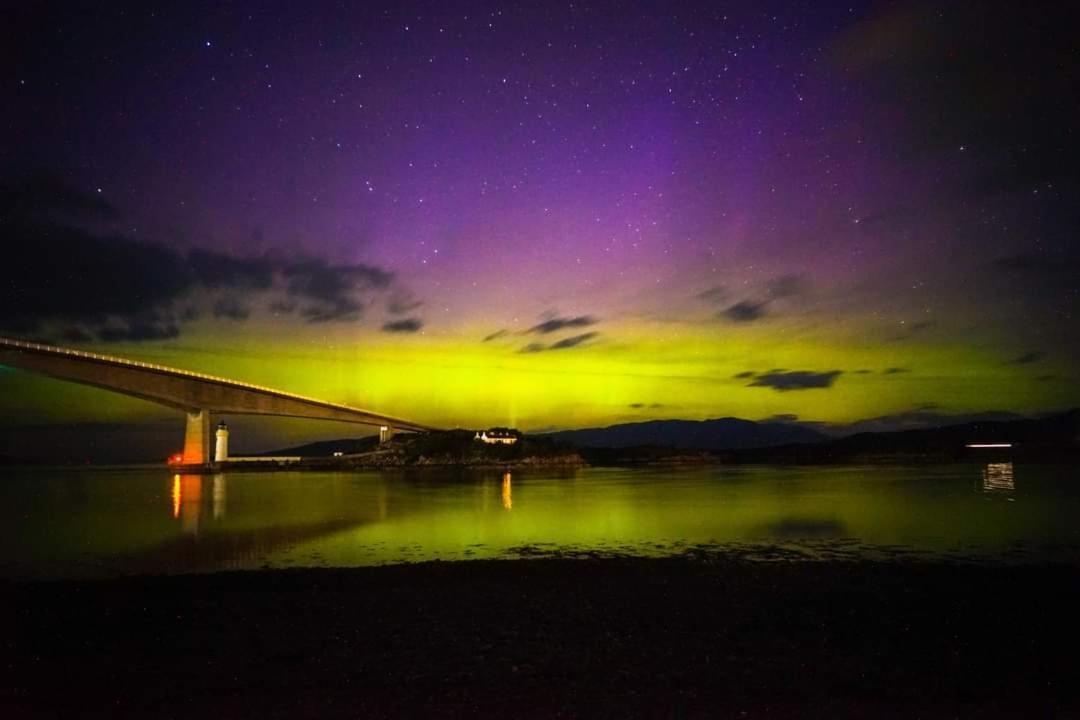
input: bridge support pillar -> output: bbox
[182,410,211,465]
[380,425,395,444]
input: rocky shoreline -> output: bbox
[6,556,1080,718]
[183,452,588,474]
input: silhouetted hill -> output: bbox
[259,430,581,466]
[256,411,1079,465]
[541,418,829,451]
[839,409,1078,453]
[733,409,1080,462]
[839,410,1024,436]
[256,437,380,457]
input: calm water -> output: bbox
[2,462,1079,579]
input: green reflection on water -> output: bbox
[1,463,1078,579]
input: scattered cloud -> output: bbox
[883,367,909,374]
[733,371,756,379]
[722,301,767,323]
[1010,351,1043,365]
[764,413,800,423]
[717,274,810,323]
[520,331,599,353]
[483,329,508,342]
[628,402,666,410]
[550,331,599,350]
[284,259,393,323]
[97,312,180,342]
[189,248,274,291]
[748,370,843,391]
[382,317,423,333]
[528,315,597,334]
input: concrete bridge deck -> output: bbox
[0,337,437,465]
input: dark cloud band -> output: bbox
[747,370,842,391]
[528,315,596,334]
[0,179,413,342]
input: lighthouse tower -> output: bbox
[214,421,230,462]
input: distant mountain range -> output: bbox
[539,418,829,451]
[795,409,1080,459]
[3,412,1073,467]
[260,419,827,458]
[544,410,1080,463]
[259,410,1079,461]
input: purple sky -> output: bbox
[2,1,1078,458]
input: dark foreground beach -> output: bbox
[5,557,1080,718]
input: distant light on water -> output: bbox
[966,443,1013,448]
[171,475,181,519]
[982,462,1015,496]
[212,475,226,520]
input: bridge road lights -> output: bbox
[0,337,440,462]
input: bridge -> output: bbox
[0,337,437,465]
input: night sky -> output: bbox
[2,1,1078,458]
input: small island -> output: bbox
[204,427,585,472]
[191,410,1080,473]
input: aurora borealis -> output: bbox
[3,1,1078,459]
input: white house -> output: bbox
[474,429,519,445]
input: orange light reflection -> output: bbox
[502,471,512,510]
[171,474,181,518]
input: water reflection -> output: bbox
[171,475,181,518]
[170,474,228,534]
[765,517,846,539]
[179,474,204,534]
[212,474,226,519]
[981,462,1015,498]
[6,463,1080,580]
[136,472,381,574]
[502,471,513,510]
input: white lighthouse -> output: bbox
[214,420,229,462]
